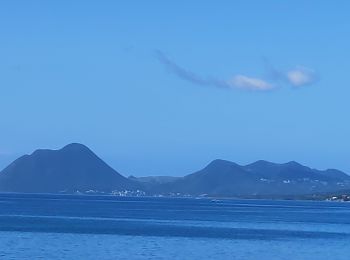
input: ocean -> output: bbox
[0,194,349,259]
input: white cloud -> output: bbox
[157,51,317,92]
[228,75,274,91]
[286,67,316,87]
[156,50,274,91]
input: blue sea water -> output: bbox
[0,194,349,259]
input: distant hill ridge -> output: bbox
[156,159,350,196]
[0,143,349,197]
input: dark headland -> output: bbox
[0,143,349,200]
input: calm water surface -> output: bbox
[0,194,349,259]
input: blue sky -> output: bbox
[1,1,350,176]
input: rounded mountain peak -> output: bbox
[61,143,92,152]
[206,159,241,169]
[247,160,277,167]
[284,161,303,168]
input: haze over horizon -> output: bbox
[1,1,350,176]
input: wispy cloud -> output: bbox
[263,58,318,88]
[228,75,273,90]
[285,66,317,87]
[155,50,218,87]
[156,51,318,91]
[155,50,274,91]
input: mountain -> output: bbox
[0,143,139,193]
[157,159,261,195]
[1,144,349,198]
[158,159,350,197]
